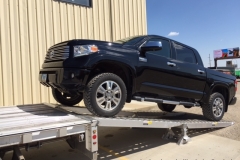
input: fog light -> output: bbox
[71,73,75,78]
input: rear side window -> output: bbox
[173,42,197,64]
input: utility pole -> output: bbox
[208,54,212,67]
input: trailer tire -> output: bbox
[52,88,83,106]
[202,92,225,121]
[83,73,127,117]
[157,103,176,112]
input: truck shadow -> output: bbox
[97,127,222,160]
[15,103,69,117]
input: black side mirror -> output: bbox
[141,41,162,52]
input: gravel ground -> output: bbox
[124,82,240,141]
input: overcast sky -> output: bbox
[146,0,240,68]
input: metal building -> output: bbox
[0,0,147,106]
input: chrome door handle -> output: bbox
[198,69,205,74]
[139,57,147,62]
[167,62,176,67]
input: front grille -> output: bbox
[44,43,69,63]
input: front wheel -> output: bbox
[202,92,225,121]
[83,73,127,117]
[52,88,83,106]
[157,103,176,112]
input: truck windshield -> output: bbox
[114,36,144,45]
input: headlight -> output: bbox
[73,45,99,57]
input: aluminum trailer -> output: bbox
[0,103,234,160]
[0,104,98,160]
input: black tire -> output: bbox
[157,103,176,112]
[52,88,83,106]
[83,73,127,117]
[202,92,225,121]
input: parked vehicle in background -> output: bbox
[235,70,240,78]
[39,35,237,121]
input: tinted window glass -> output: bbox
[173,42,197,64]
[114,36,144,45]
[145,39,170,58]
[56,0,91,6]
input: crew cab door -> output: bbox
[136,38,180,97]
[170,42,207,100]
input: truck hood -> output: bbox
[58,39,123,48]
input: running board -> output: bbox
[133,96,200,106]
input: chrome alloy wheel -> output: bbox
[212,97,224,117]
[96,80,122,111]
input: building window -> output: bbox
[55,0,92,7]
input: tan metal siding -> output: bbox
[1,0,14,105]
[9,0,24,105]
[0,0,147,106]
[0,15,3,106]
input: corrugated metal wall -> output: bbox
[0,0,147,106]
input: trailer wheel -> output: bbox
[202,92,225,121]
[52,88,83,106]
[157,103,176,112]
[83,73,127,117]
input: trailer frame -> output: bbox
[0,103,235,160]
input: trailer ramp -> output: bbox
[0,104,98,160]
[56,105,234,145]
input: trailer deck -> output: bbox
[0,104,98,160]
[0,103,235,160]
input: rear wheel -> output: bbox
[202,92,225,121]
[157,103,176,112]
[83,73,127,117]
[52,88,83,106]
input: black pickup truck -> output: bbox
[39,35,237,121]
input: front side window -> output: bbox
[144,38,171,58]
[173,42,197,64]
